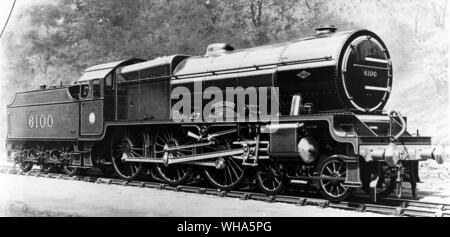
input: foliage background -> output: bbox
[0,0,448,144]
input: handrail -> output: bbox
[389,110,407,141]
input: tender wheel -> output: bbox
[37,145,55,174]
[48,146,65,174]
[21,145,40,172]
[202,140,246,191]
[19,160,33,172]
[63,166,82,176]
[153,130,194,186]
[40,163,54,174]
[61,144,82,176]
[361,162,396,197]
[255,160,286,195]
[13,144,32,172]
[317,156,353,202]
[111,133,144,181]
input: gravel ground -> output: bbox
[416,159,450,204]
[0,150,449,217]
[0,173,387,217]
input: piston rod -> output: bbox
[123,149,244,165]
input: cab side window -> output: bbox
[92,79,101,98]
[105,74,113,89]
[80,83,90,98]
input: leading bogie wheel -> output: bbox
[111,132,145,181]
[317,156,353,202]
[255,160,287,195]
[361,162,397,197]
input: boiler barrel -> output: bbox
[172,29,392,114]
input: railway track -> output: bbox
[1,166,449,217]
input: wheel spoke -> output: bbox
[226,166,234,184]
[176,168,182,181]
[336,185,342,196]
[229,158,243,173]
[339,171,346,177]
[274,177,281,184]
[130,150,141,157]
[163,133,170,143]
[330,185,336,195]
[132,164,138,174]
[223,167,228,185]
[261,176,268,183]
[228,160,240,179]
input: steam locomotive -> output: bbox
[6,26,444,202]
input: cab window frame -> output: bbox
[79,81,90,99]
[92,79,101,98]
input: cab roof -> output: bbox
[78,58,145,82]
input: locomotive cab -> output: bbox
[77,59,145,126]
[115,55,189,121]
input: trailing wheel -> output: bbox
[61,144,82,176]
[202,140,246,191]
[111,132,144,181]
[317,156,353,202]
[255,160,287,195]
[153,130,194,186]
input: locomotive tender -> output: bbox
[6,27,444,202]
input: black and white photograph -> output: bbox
[0,0,449,223]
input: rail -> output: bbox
[1,166,449,217]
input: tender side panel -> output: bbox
[7,102,79,139]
